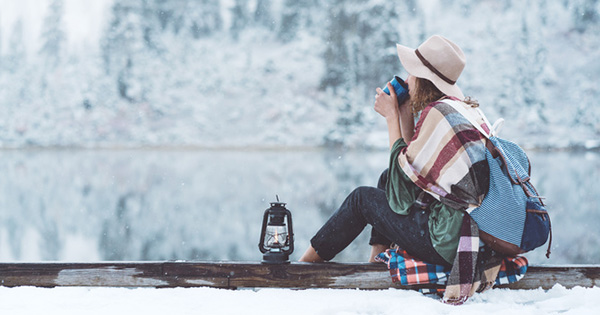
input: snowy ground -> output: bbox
[0,285,598,315]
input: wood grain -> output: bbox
[1,262,597,290]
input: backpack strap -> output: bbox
[491,118,505,136]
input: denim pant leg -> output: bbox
[369,169,392,246]
[310,184,450,266]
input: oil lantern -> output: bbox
[258,196,294,264]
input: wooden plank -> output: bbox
[500,265,600,290]
[0,262,598,290]
[0,262,171,288]
[163,262,406,289]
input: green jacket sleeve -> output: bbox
[386,138,422,215]
[385,138,464,264]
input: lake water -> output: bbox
[0,148,598,265]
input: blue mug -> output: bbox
[381,75,409,105]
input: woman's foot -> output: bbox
[298,245,325,262]
[369,244,389,263]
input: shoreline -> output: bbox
[0,144,598,152]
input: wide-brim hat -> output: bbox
[396,35,465,99]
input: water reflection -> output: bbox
[0,149,598,264]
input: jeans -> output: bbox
[310,170,451,267]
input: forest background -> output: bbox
[1,0,599,150]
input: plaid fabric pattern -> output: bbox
[376,249,448,286]
[397,98,489,210]
[443,214,481,305]
[495,256,528,285]
[375,251,526,288]
[375,215,528,305]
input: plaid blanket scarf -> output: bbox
[398,97,490,210]
[375,215,528,305]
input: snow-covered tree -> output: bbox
[186,0,223,38]
[39,0,66,70]
[278,0,301,42]
[1,0,599,148]
[320,4,351,93]
[101,0,148,103]
[254,0,274,30]
[278,0,322,42]
[0,17,3,70]
[352,0,404,94]
[514,10,549,128]
[573,0,599,33]
[320,0,415,146]
[230,0,248,40]
[6,19,26,74]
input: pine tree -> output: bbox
[320,2,372,147]
[254,0,274,30]
[353,1,402,94]
[573,0,599,33]
[278,0,322,42]
[230,0,248,40]
[101,0,146,103]
[6,19,26,74]
[0,17,3,71]
[320,0,404,95]
[2,19,24,118]
[278,0,300,42]
[319,0,415,146]
[140,0,162,52]
[515,11,548,126]
[187,0,223,39]
[39,0,66,70]
[320,5,352,93]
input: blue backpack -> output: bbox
[446,100,551,257]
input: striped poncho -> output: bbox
[398,97,490,210]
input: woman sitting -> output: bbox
[299,35,490,266]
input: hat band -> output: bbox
[415,49,456,85]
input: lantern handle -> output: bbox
[284,208,294,255]
[258,208,270,253]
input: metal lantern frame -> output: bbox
[258,198,294,264]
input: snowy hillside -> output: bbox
[0,0,599,149]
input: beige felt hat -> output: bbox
[396,35,465,99]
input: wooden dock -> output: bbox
[1,262,598,290]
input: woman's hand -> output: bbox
[376,82,402,149]
[374,82,399,121]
